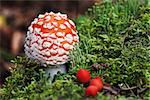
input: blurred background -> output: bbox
[0,0,101,87]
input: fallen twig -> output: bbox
[124,82,136,96]
[103,86,118,95]
[137,88,148,94]
[120,86,137,91]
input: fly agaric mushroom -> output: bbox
[24,12,79,79]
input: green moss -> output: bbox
[73,0,150,85]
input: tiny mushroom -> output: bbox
[24,12,79,80]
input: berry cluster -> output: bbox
[76,68,103,97]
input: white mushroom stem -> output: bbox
[45,64,66,80]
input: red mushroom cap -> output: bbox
[24,12,79,66]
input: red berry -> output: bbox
[90,76,103,91]
[85,85,98,97]
[76,68,91,83]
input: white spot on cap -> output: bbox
[45,16,51,21]
[43,41,52,48]
[52,60,57,64]
[41,50,47,55]
[43,24,47,28]
[45,51,51,56]
[38,14,45,18]
[53,45,58,49]
[58,48,65,55]
[57,57,62,61]
[54,28,58,31]
[50,12,54,15]
[47,57,52,61]
[25,50,30,57]
[60,24,66,29]
[38,39,43,45]
[31,36,38,43]
[24,44,29,49]
[45,12,49,15]
[69,20,75,26]
[61,14,67,19]
[47,23,54,29]
[47,37,53,42]
[37,21,43,25]
[27,31,30,36]
[57,38,64,42]
[63,43,71,50]
[65,34,73,43]
[66,34,73,39]
[56,32,65,37]
[32,18,38,24]
[33,48,39,54]
[64,21,71,28]
[57,57,63,61]
[54,16,61,20]
[34,28,41,33]
[65,38,72,44]
[71,29,77,35]
[56,62,61,65]
[50,56,55,60]
[62,55,68,60]
[57,12,61,15]
[38,45,43,49]
[28,26,33,33]
[42,33,49,37]
[52,22,58,26]
[49,34,56,38]
[50,49,57,54]
[73,36,79,41]
[32,51,37,57]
